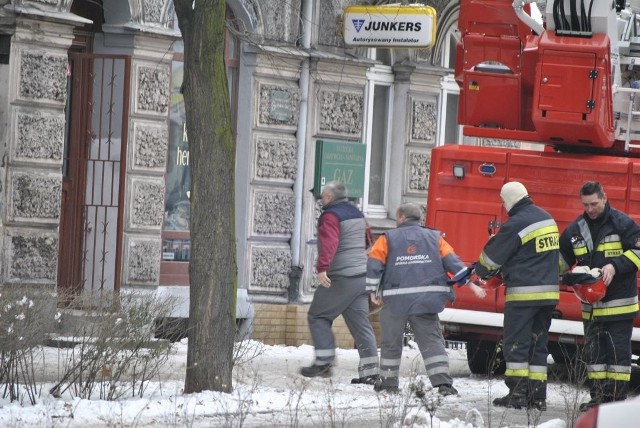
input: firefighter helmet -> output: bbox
[562,269,606,304]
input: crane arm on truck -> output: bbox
[427,0,640,375]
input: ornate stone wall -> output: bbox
[257,83,300,128]
[131,121,168,170]
[253,134,297,182]
[248,243,292,294]
[405,94,438,198]
[410,98,438,143]
[13,112,64,162]
[247,69,301,301]
[317,89,363,136]
[5,232,58,283]
[8,171,61,223]
[124,236,161,284]
[123,55,173,286]
[18,52,67,102]
[252,190,295,235]
[0,17,76,287]
[129,178,165,229]
[257,0,301,43]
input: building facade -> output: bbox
[0,0,493,340]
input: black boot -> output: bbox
[373,378,399,393]
[351,375,379,385]
[300,364,332,378]
[528,399,547,411]
[436,384,459,396]
[493,394,527,409]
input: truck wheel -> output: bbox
[466,340,506,375]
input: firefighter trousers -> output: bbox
[503,304,554,400]
[583,318,634,402]
[307,274,379,377]
[378,309,452,388]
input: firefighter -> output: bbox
[366,203,484,395]
[559,181,640,412]
[475,181,560,411]
[300,181,379,384]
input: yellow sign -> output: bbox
[343,4,437,48]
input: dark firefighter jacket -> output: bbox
[475,197,560,307]
[366,221,467,316]
[559,203,640,321]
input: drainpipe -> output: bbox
[289,0,312,302]
[513,0,545,36]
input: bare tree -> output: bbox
[174,0,237,393]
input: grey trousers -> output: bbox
[378,309,452,388]
[307,274,379,377]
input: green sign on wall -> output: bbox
[313,140,366,198]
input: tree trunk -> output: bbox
[174,0,237,394]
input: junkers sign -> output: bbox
[343,4,436,48]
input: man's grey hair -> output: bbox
[322,181,347,200]
[397,203,423,222]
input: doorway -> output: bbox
[58,52,130,302]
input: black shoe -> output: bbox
[299,364,332,378]
[493,394,527,409]
[579,400,599,412]
[437,384,459,396]
[528,399,547,411]
[351,375,379,385]
[373,379,399,393]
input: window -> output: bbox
[160,9,240,285]
[437,25,463,147]
[362,49,393,218]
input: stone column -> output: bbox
[1,9,89,289]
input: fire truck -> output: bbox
[426,0,640,374]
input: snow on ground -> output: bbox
[0,339,592,427]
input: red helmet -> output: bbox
[572,278,606,304]
[562,271,606,304]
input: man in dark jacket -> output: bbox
[559,181,640,411]
[366,203,484,395]
[475,181,559,411]
[300,181,379,385]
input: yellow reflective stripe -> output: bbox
[506,292,560,302]
[521,225,558,245]
[623,250,640,269]
[596,242,623,251]
[592,303,639,317]
[528,372,547,381]
[574,247,588,256]
[505,368,529,377]
[588,372,607,380]
[479,252,500,270]
[607,372,631,381]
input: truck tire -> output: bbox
[466,340,506,375]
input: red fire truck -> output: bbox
[426,0,640,374]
